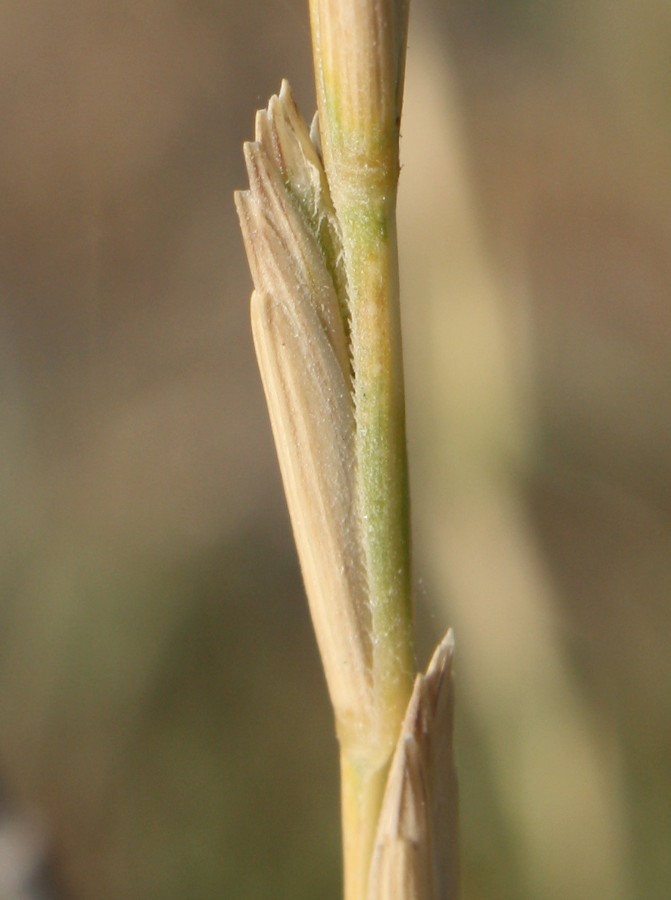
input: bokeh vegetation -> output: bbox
[1,1,669,897]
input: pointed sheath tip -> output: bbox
[279,78,292,101]
[368,627,458,900]
[427,628,455,680]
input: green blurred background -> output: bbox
[1,1,669,897]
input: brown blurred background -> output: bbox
[0,1,669,898]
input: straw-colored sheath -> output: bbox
[250,287,373,732]
[235,85,375,745]
[368,630,459,900]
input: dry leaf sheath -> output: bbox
[235,3,457,897]
[368,631,459,900]
[235,84,373,733]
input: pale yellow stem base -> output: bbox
[340,749,393,900]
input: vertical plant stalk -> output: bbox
[307,3,414,896]
[236,3,457,898]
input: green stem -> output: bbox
[339,187,413,898]
[343,187,414,743]
[308,2,414,894]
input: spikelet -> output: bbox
[234,84,374,740]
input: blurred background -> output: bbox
[1,1,669,897]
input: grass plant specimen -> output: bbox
[236,3,457,897]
